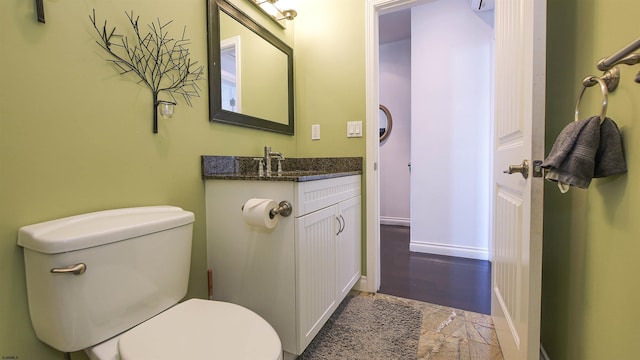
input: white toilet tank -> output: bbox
[17,206,195,353]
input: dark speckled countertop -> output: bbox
[201,156,363,182]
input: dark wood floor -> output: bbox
[379,225,492,315]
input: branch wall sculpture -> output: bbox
[89,10,205,133]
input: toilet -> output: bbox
[17,206,282,360]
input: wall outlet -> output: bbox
[347,121,363,138]
[311,124,320,140]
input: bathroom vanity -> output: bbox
[202,156,362,358]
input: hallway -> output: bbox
[379,225,492,315]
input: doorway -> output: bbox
[373,0,494,312]
[365,1,546,358]
[378,8,411,228]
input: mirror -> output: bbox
[207,0,294,135]
[379,104,392,142]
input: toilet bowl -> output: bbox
[17,206,282,359]
[86,299,282,360]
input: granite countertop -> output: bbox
[201,156,363,182]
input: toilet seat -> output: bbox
[117,299,282,360]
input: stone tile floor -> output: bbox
[361,292,504,360]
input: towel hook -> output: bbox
[575,75,608,124]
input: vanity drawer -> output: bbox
[294,175,361,217]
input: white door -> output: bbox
[491,0,546,359]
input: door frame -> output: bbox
[363,0,436,293]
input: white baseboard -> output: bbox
[353,275,373,293]
[380,216,410,227]
[409,241,489,260]
[540,344,550,360]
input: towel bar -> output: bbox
[596,36,640,85]
[597,37,640,71]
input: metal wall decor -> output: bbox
[89,10,205,133]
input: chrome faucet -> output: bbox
[264,145,285,177]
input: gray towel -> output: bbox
[541,116,600,188]
[594,118,627,177]
[541,116,626,189]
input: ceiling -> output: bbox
[379,8,411,45]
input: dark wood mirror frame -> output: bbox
[207,0,295,135]
[379,104,392,142]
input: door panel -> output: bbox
[336,196,362,300]
[295,205,337,353]
[492,0,546,359]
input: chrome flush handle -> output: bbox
[503,160,529,179]
[50,263,87,275]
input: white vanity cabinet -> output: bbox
[205,174,361,357]
[294,182,361,351]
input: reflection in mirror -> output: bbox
[221,36,240,112]
[208,0,294,135]
[379,104,392,142]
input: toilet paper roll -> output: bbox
[242,198,279,229]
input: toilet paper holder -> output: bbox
[241,200,293,219]
[269,201,292,219]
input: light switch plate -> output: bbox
[347,121,363,138]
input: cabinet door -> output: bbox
[294,205,338,353]
[336,195,361,301]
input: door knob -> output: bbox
[503,160,529,179]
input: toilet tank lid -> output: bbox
[17,206,195,254]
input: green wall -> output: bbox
[542,0,640,358]
[294,0,366,157]
[0,0,364,358]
